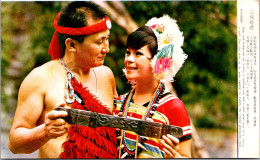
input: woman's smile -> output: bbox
[126,66,138,71]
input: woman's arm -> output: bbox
[160,134,191,158]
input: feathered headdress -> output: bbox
[145,15,187,82]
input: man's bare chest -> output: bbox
[43,70,114,113]
[44,79,67,110]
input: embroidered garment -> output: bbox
[59,59,118,158]
[114,87,192,158]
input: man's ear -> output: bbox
[65,38,77,53]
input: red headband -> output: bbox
[48,12,112,60]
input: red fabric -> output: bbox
[48,31,63,60]
[53,16,110,35]
[156,98,190,128]
[59,77,118,159]
[48,12,111,60]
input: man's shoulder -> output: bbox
[94,65,114,77]
[22,60,63,85]
[95,65,112,71]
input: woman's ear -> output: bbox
[65,38,77,53]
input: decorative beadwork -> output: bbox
[59,58,82,104]
[118,82,165,158]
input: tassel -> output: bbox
[48,31,63,60]
[162,58,166,72]
[155,59,161,75]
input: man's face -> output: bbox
[74,18,110,68]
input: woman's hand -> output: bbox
[160,134,180,158]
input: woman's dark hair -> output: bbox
[127,26,158,58]
[57,1,108,56]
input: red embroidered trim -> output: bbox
[59,77,118,158]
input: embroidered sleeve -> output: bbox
[157,96,192,142]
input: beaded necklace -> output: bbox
[117,82,165,158]
[59,58,82,104]
[59,58,98,105]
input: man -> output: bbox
[8,2,118,158]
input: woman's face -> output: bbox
[124,45,154,81]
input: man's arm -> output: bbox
[8,67,67,154]
[97,65,118,111]
[111,70,118,98]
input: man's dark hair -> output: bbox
[127,26,158,58]
[57,1,108,57]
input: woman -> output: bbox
[114,15,192,158]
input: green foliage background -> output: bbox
[1,1,237,130]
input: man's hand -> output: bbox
[160,134,180,158]
[44,103,68,139]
